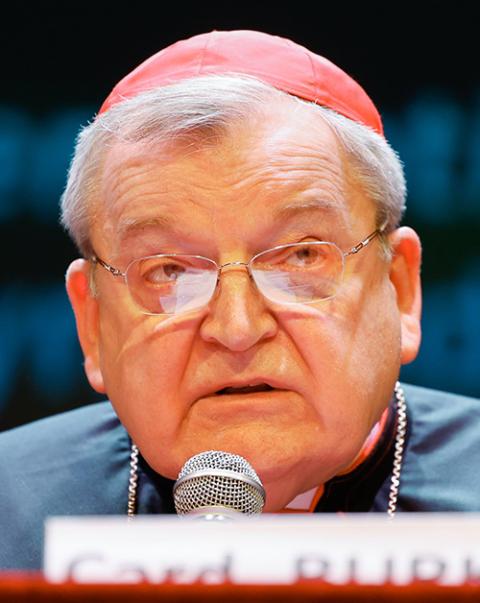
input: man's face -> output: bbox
[68,101,421,510]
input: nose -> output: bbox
[199,263,278,352]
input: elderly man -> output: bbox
[1,30,480,570]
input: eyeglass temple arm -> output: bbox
[346,228,383,256]
[91,256,125,278]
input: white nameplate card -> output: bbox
[44,514,480,585]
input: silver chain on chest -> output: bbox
[127,382,407,518]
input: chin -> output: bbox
[170,434,296,483]
[224,441,314,489]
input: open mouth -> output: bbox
[215,384,275,396]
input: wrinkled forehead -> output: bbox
[92,100,369,255]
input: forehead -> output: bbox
[94,101,372,256]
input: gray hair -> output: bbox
[60,74,406,257]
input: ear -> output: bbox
[388,227,422,365]
[65,259,106,393]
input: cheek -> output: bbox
[96,307,197,441]
[278,276,401,427]
[357,277,402,369]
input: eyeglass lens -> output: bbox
[251,242,343,304]
[124,242,344,315]
[126,255,218,314]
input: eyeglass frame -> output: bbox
[90,228,384,315]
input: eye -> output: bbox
[289,246,320,265]
[141,260,187,284]
[163,263,186,280]
[281,244,330,269]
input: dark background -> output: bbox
[1,2,479,430]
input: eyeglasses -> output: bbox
[91,229,382,315]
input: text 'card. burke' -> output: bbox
[44,514,480,585]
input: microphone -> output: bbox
[173,450,266,520]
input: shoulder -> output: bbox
[0,402,125,462]
[403,383,480,454]
[403,382,480,420]
[0,403,131,570]
[400,383,480,511]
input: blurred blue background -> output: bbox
[0,5,479,429]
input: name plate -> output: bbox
[44,514,480,585]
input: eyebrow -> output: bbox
[117,215,176,240]
[116,198,345,243]
[273,198,347,222]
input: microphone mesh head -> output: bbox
[174,450,265,515]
